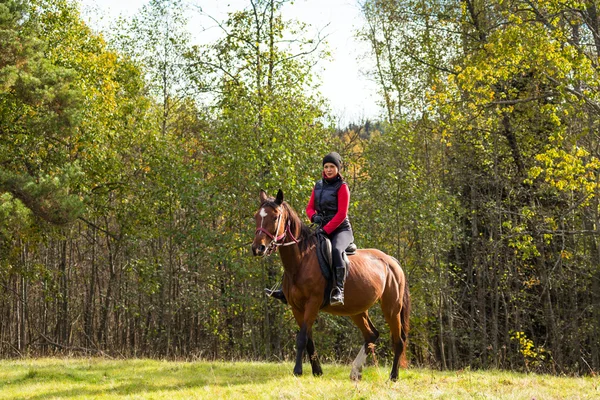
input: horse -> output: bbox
[251,189,410,381]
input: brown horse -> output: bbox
[251,189,410,381]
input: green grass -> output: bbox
[0,358,598,399]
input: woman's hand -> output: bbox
[312,214,323,224]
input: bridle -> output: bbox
[255,205,300,257]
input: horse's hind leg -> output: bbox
[349,312,380,381]
[382,301,408,381]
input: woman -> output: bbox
[306,152,354,306]
[266,152,354,306]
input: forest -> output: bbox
[1,0,600,375]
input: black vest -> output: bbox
[314,176,350,231]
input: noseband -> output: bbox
[255,207,300,256]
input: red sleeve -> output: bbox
[323,183,349,235]
[305,189,316,222]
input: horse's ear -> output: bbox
[275,189,284,205]
[259,190,268,203]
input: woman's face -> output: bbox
[323,162,339,179]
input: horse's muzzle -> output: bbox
[252,244,266,256]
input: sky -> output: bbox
[78,0,381,125]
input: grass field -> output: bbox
[0,358,598,399]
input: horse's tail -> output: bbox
[400,279,410,368]
[390,256,411,368]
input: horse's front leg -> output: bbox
[292,304,321,376]
[291,308,307,376]
[306,332,323,376]
[294,322,307,376]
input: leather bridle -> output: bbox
[255,206,300,256]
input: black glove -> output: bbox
[312,214,323,225]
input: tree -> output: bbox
[361,0,600,372]
[0,0,85,225]
[185,0,333,358]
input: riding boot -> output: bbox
[265,288,287,304]
[330,265,346,306]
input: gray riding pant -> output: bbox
[330,228,354,268]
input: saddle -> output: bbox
[316,231,356,307]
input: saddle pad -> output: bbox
[316,232,333,281]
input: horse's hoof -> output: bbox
[294,368,303,376]
[313,369,323,377]
[350,371,362,381]
[389,374,398,382]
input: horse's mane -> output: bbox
[261,199,316,253]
